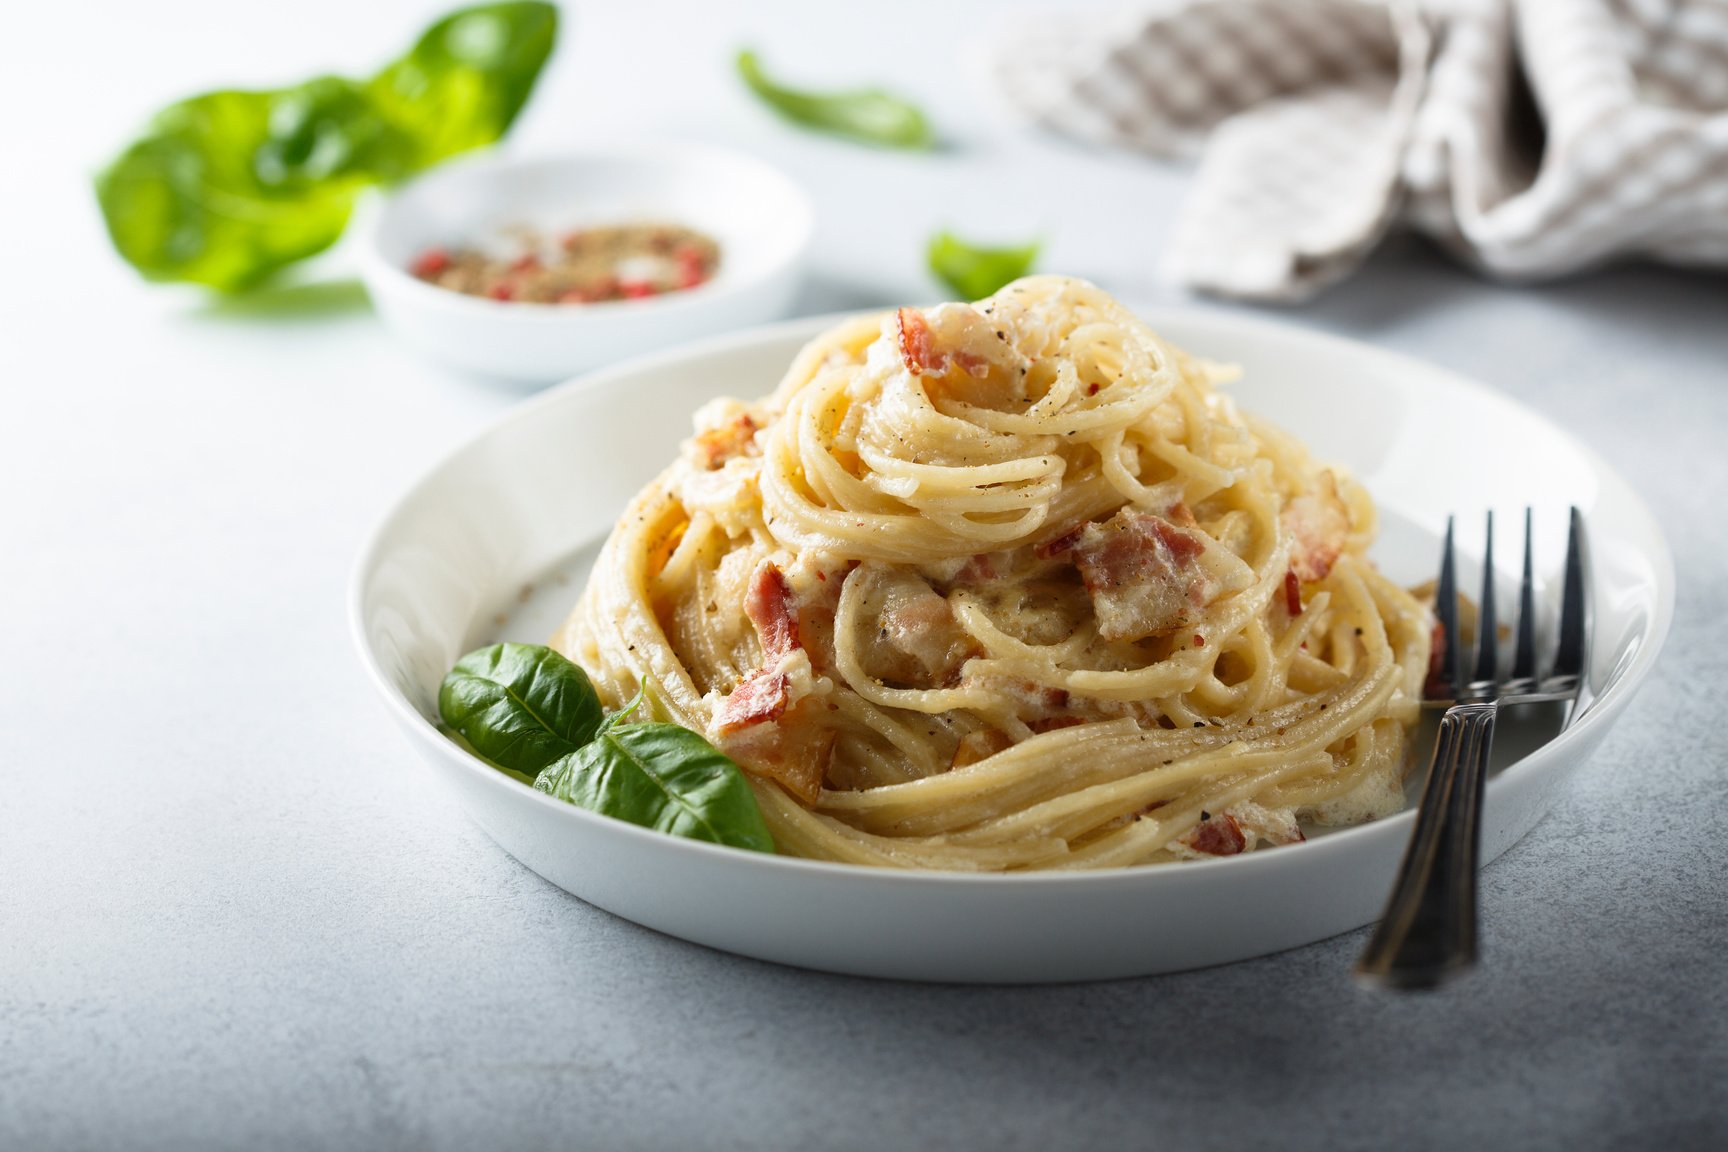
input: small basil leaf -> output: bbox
[927,231,1040,300]
[438,643,604,777]
[95,86,375,291]
[254,76,413,189]
[442,726,537,787]
[94,2,558,290]
[369,1,559,172]
[536,723,775,853]
[736,49,933,150]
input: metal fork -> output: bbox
[1355,507,1590,990]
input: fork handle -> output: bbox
[1355,702,1498,990]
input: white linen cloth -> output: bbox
[988,0,1728,300]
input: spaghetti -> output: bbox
[555,277,1431,870]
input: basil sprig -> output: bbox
[95,2,558,291]
[439,643,775,854]
[736,49,933,150]
[439,643,605,782]
[927,231,1041,300]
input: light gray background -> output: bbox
[3,2,1723,1149]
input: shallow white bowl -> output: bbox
[360,146,812,382]
[350,310,1673,983]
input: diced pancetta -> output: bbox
[744,561,800,661]
[850,563,978,687]
[881,584,966,682]
[894,304,1029,387]
[1165,500,1199,529]
[897,307,990,379]
[953,552,1004,584]
[1172,803,1305,858]
[1034,524,1086,560]
[1284,471,1350,583]
[711,565,832,804]
[1070,509,1222,642]
[715,707,833,806]
[686,400,761,471]
[1182,811,1246,856]
[713,671,790,733]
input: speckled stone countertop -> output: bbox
[4,2,1723,1148]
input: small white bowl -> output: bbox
[361,146,813,382]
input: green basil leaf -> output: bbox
[736,49,933,150]
[94,2,558,290]
[927,231,1040,300]
[438,643,604,777]
[442,726,537,787]
[536,723,776,853]
[369,1,559,172]
[94,84,377,291]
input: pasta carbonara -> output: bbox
[555,276,1431,870]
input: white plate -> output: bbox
[350,310,1673,983]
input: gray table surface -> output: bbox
[4,2,1724,1148]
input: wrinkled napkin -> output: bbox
[989,0,1728,300]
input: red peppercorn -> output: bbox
[411,248,450,278]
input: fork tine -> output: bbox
[1511,508,1537,683]
[1434,516,1462,699]
[1473,511,1498,687]
[1552,506,1589,681]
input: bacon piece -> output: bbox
[1071,509,1220,641]
[1285,569,1304,616]
[896,308,993,379]
[714,563,803,735]
[689,412,759,471]
[1035,524,1086,560]
[953,553,1003,584]
[1184,812,1246,856]
[1152,519,1205,565]
[744,562,800,661]
[880,584,968,680]
[897,308,942,375]
[713,671,790,734]
[851,563,978,686]
[717,711,833,805]
[1284,471,1350,582]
